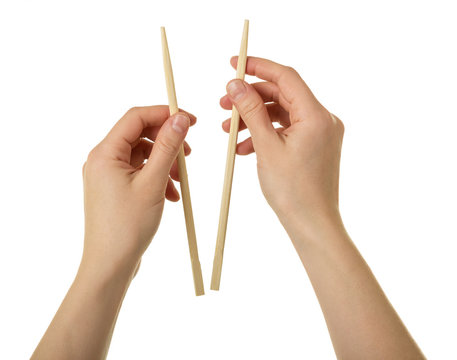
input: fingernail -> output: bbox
[172,114,189,133]
[227,79,246,101]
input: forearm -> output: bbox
[282,213,425,360]
[32,256,135,360]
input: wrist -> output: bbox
[74,259,136,306]
[82,231,144,279]
[79,249,138,291]
[277,206,348,252]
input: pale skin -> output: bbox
[32,57,425,359]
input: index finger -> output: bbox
[230,56,323,114]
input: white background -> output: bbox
[1,0,456,358]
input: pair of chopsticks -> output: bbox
[160,20,249,295]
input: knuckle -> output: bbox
[285,66,301,80]
[338,118,345,134]
[126,106,139,116]
[330,112,345,134]
[285,66,298,75]
[85,145,106,171]
[278,66,302,85]
[241,98,263,120]
[155,138,178,157]
[307,111,335,135]
[87,147,98,162]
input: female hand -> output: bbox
[220,57,344,229]
[82,106,195,275]
[221,58,425,360]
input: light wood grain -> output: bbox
[161,27,204,296]
[211,20,249,291]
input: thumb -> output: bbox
[142,112,189,186]
[226,79,278,151]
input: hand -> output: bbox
[221,57,344,228]
[221,59,425,359]
[82,106,195,275]
[32,106,196,360]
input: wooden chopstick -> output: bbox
[161,27,204,296]
[211,20,249,291]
